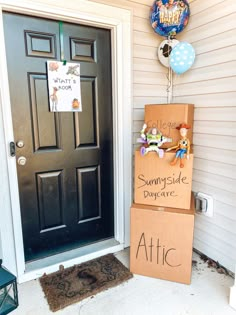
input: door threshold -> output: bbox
[18,239,123,283]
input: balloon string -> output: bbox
[166,36,173,104]
[166,67,173,104]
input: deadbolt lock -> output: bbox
[16,140,24,148]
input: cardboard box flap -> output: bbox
[131,193,195,215]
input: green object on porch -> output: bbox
[0,260,18,315]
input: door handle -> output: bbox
[18,156,27,166]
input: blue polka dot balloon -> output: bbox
[170,42,195,74]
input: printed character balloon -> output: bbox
[150,0,190,37]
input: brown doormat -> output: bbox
[40,253,133,312]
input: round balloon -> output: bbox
[158,39,179,67]
[150,0,190,37]
[169,42,195,74]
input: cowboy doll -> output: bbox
[166,123,191,168]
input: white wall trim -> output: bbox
[230,264,236,310]
[0,0,132,280]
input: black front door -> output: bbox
[3,12,114,262]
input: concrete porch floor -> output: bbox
[12,249,235,315]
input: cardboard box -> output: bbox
[145,103,194,148]
[130,198,195,284]
[134,150,193,209]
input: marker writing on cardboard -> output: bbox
[146,120,181,137]
[143,190,177,199]
[137,172,189,199]
[136,233,181,267]
[138,172,189,191]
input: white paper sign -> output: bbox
[47,61,82,112]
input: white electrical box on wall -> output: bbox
[195,192,214,217]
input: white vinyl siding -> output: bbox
[174,0,236,272]
[90,0,236,272]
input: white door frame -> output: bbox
[0,0,132,282]
[230,264,236,310]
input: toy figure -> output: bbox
[72,98,80,109]
[165,0,178,9]
[66,65,80,76]
[50,87,58,111]
[166,123,191,168]
[138,123,172,158]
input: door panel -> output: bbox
[36,170,65,232]
[77,166,101,222]
[75,78,97,146]
[29,74,62,151]
[3,12,114,262]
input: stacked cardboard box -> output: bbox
[130,103,195,284]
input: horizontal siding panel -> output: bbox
[194,233,236,266]
[194,107,236,122]
[133,108,144,121]
[133,16,153,34]
[193,158,235,179]
[134,44,159,60]
[193,133,234,150]
[214,200,236,221]
[194,229,236,257]
[132,3,151,18]
[193,169,236,193]
[133,71,166,85]
[193,235,236,269]
[205,212,236,234]
[134,83,167,97]
[133,58,166,73]
[193,121,236,136]
[179,13,236,43]
[212,213,236,235]
[133,96,167,108]
[133,120,144,133]
[133,30,159,47]
[174,78,236,96]
[189,0,224,16]
[193,30,236,55]
[187,0,233,31]
[173,92,236,108]
[182,61,236,82]
[129,0,154,5]
[194,146,236,165]
[192,181,234,207]
[193,238,235,272]
[91,0,150,18]
[193,47,236,69]
[132,133,140,146]
[195,218,236,249]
